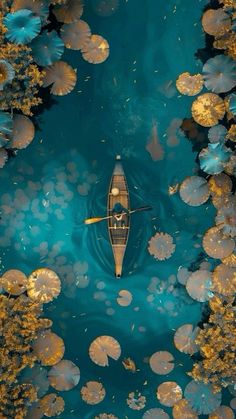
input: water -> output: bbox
[0,0,227,417]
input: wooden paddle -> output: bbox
[84,205,152,225]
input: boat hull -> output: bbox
[107,158,130,277]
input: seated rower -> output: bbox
[112,202,129,229]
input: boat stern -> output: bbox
[115,264,122,278]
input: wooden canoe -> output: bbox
[108,156,130,277]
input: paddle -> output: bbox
[84,205,152,225]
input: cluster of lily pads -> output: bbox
[0,0,110,168]
[175,0,236,402]
[177,0,236,281]
[0,267,81,418]
[176,1,236,177]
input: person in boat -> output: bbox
[112,202,129,228]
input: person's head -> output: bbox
[114,202,123,212]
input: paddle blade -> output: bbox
[84,217,105,225]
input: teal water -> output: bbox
[0,0,226,417]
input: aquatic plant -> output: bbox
[203,55,236,93]
[127,391,146,410]
[27,268,61,303]
[60,20,91,50]
[227,124,236,142]
[189,296,236,392]
[142,408,170,419]
[82,34,109,64]
[148,232,176,261]
[177,267,191,285]
[184,380,222,414]
[32,330,65,366]
[0,43,44,115]
[1,268,28,294]
[89,335,121,366]
[199,142,231,175]
[157,382,182,407]
[20,363,50,398]
[224,154,236,176]
[0,382,37,419]
[42,60,77,95]
[191,93,225,127]
[202,226,235,259]
[208,124,227,143]
[95,415,118,419]
[0,147,8,167]
[11,0,49,23]
[30,30,64,66]
[172,399,198,419]
[149,351,174,375]
[202,9,231,36]
[81,381,106,405]
[0,59,15,90]
[0,292,52,417]
[176,72,203,96]
[39,393,65,417]
[0,266,79,416]
[222,249,236,268]
[52,0,84,23]
[4,9,41,44]
[0,110,12,146]
[219,0,236,10]
[48,360,80,391]
[209,406,235,419]
[215,202,236,237]
[228,93,236,116]
[116,289,132,306]
[212,264,236,296]
[179,176,210,206]
[50,0,67,4]
[177,3,236,412]
[208,173,232,197]
[214,32,236,60]
[186,269,213,302]
[174,324,199,355]
[10,113,35,149]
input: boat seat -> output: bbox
[109,227,129,229]
[109,191,128,195]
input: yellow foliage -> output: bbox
[189,296,236,392]
[0,42,44,115]
[0,294,52,417]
